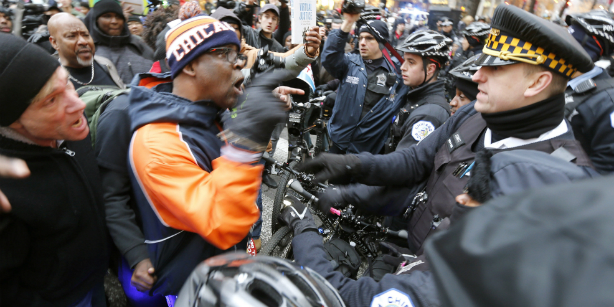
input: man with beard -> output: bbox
[49,13,124,89]
[0,7,12,34]
[127,15,302,295]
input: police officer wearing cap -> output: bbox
[565,10,614,174]
[321,12,406,154]
[297,5,598,256]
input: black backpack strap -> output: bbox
[565,78,614,117]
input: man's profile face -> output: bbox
[472,64,529,114]
[260,11,278,34]
[52,19,96,67]
[358,32,381,60]
[97,12,124,36]
[0,12,12,33]
[9,67,89,146]
[442,25,452,33]
[192,44,245,110]
[400,53,432,88]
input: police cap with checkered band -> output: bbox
[398,30,452,68]
[475,4,594,77]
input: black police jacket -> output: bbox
[385,79,450,152]
[292,231,440,307]
[566,69,614,174]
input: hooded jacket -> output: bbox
[87,12,154,84]
[0,134,109,306]
[127,72,262,295]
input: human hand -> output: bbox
[224,69,294,152]
[131,258,157,292]
[304,26,322,57]
[316,186,346,215]
[121,2,134,20]
[279,195,317,236]
[343,12,360,25]
[319,26,327,39]
[274,86,305,110]
[0,156,30,213]
[295,153,361,184]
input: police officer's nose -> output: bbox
[472,68,486,83]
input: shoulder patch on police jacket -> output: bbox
[411,121,435,141]
[370,289,415,307]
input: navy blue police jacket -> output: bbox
[322,29,407,154]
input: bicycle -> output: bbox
[261,159,409,278]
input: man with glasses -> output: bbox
[126,16,301,296]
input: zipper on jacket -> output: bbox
[63,148,76,156]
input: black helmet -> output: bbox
[566,10,614,55]
[398,30,452,67]
[449,54,481,82]
[360,5,380,21]
[462,21,490,45]
[175,252,346,307]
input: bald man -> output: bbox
[49,13,124,89]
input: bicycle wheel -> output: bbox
[271,161,300,233]
[260,226,293,258]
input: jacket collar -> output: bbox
[129,72,223,132]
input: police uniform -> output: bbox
[384,80,450,153]
[321,25,405,155]
[343,5,597,255]
[564,67,614,174]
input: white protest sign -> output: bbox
[291,0,316,44]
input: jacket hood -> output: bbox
[129,72,224,132]
[90,21,131,47]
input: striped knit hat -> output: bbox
[165,15,240,78]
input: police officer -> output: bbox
[565,10,614,174]
[449,55,481,116]
[385,30,452,152]
[447,21,490,72]
[321,12,405,154]
[298,5,597,256]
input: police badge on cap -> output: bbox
[475,5,594,77]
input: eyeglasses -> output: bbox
[207,47,247,65]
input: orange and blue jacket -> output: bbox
[127,72,262,295]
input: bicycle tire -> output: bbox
[271,160,299,233]
[260,226,293,257]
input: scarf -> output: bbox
[481,93,565,139]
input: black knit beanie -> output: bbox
[0,34,60,126]
[454,78,479,102]
[93,0,125,21]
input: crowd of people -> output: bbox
[1,0,614,306]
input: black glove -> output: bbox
[316,186,346,215]
[295,153,361,184]
[279,195,317,236]
[380,241,416,268]
[223,69,293,152]
[315,84,329,96]
[323,91,336,108]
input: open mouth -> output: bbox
[233,77,244,95]
[72,117,84,128]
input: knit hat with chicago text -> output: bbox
[165,15,240,79]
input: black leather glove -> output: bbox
[279,195,317,236]
[223,69,293,152]
[316,186,346,215]
[295,153,362,184]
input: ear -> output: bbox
[524,70,552,98]
[49,35,59,50]
[426,62,437,79]
[181,60,197,77]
